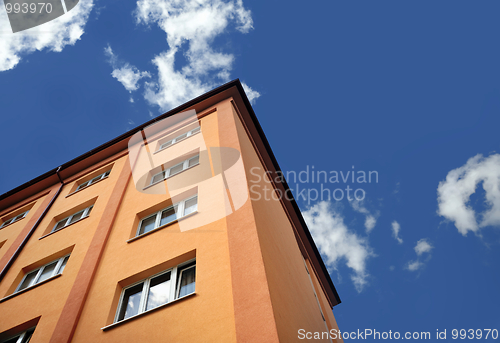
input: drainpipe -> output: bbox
[0,166,65,282]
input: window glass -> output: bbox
[160,206,177,226]
[37,261,58,283]
[118,283,144,321]
[18,271,38,291]
[184,197,198,216]
[160,140,172,149]
[77,181,89,190]
[58,256,69,274]
[174,133,188,142]
[2,218,13,227]
[139,215,156,235]
[188,155,199,168]
[146,272,171,311]
[68,210,84,224]
[21,329,34,343]
[53,220,67,232]
[116,261,195,322]
[169,163,184,176]
[191,126,200,134]
[151,172,164,184]
[177,266,196,298]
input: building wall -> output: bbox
[230,102,342,342]
[0,91,341,343]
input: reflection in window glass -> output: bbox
[139,215,156,235]
[160,206,177,226]
[116,261,196,323]
[146,272,171,311]
[184,197,198,216]
[118,283,144,321]
[37,261,58,283]
[18,271,37,291]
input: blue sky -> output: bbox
[1,0,500,340]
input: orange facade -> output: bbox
[0,81,342,343]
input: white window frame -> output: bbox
[136,195,198,236]
[149,155,199,185]
[114,259,196,323]
[52,205,93,233]
[157,126,201,152]
[1,327,36,343]
[76,170,111,191]
[0,210,29,229]
[15,255,70,293]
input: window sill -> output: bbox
[0,274,62,303]
[143,163,199,191]
[153,131,200,155]
[39,215,90,240]
[127,211,198,243]
[66,176,109,198]
[101,292,196,331]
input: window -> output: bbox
[76,170,111,191]
[52,205,93,233]
[115,260,196,322]
[0,210,29,229]
[157,126,201,151]
[1,327,35,343]
[150,155,199,185]
[137,196,197,236]
[15,255,69,293]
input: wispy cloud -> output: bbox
[104,45,150,92]
[351,200,379,233]
[302,201,374,292]
[437,154,500,236]
[242,82,261,104]
[391,220,403,244]
[405,238,433,272]
[0,0,94,71]
[125,0,258,111]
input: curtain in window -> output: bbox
[178,266,195,297]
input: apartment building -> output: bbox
[0,80,342,343]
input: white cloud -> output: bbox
[0,0,93,71]
[391,220,403,244]
[105,45,150,92]
[133,0,258,110]
[242,82,260,105]
[405,260,423,271]
[351,200,379,233]
[405,238,433,272]
[414,238,433,256]
[437,154,500,236]
[302,201,374,292]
